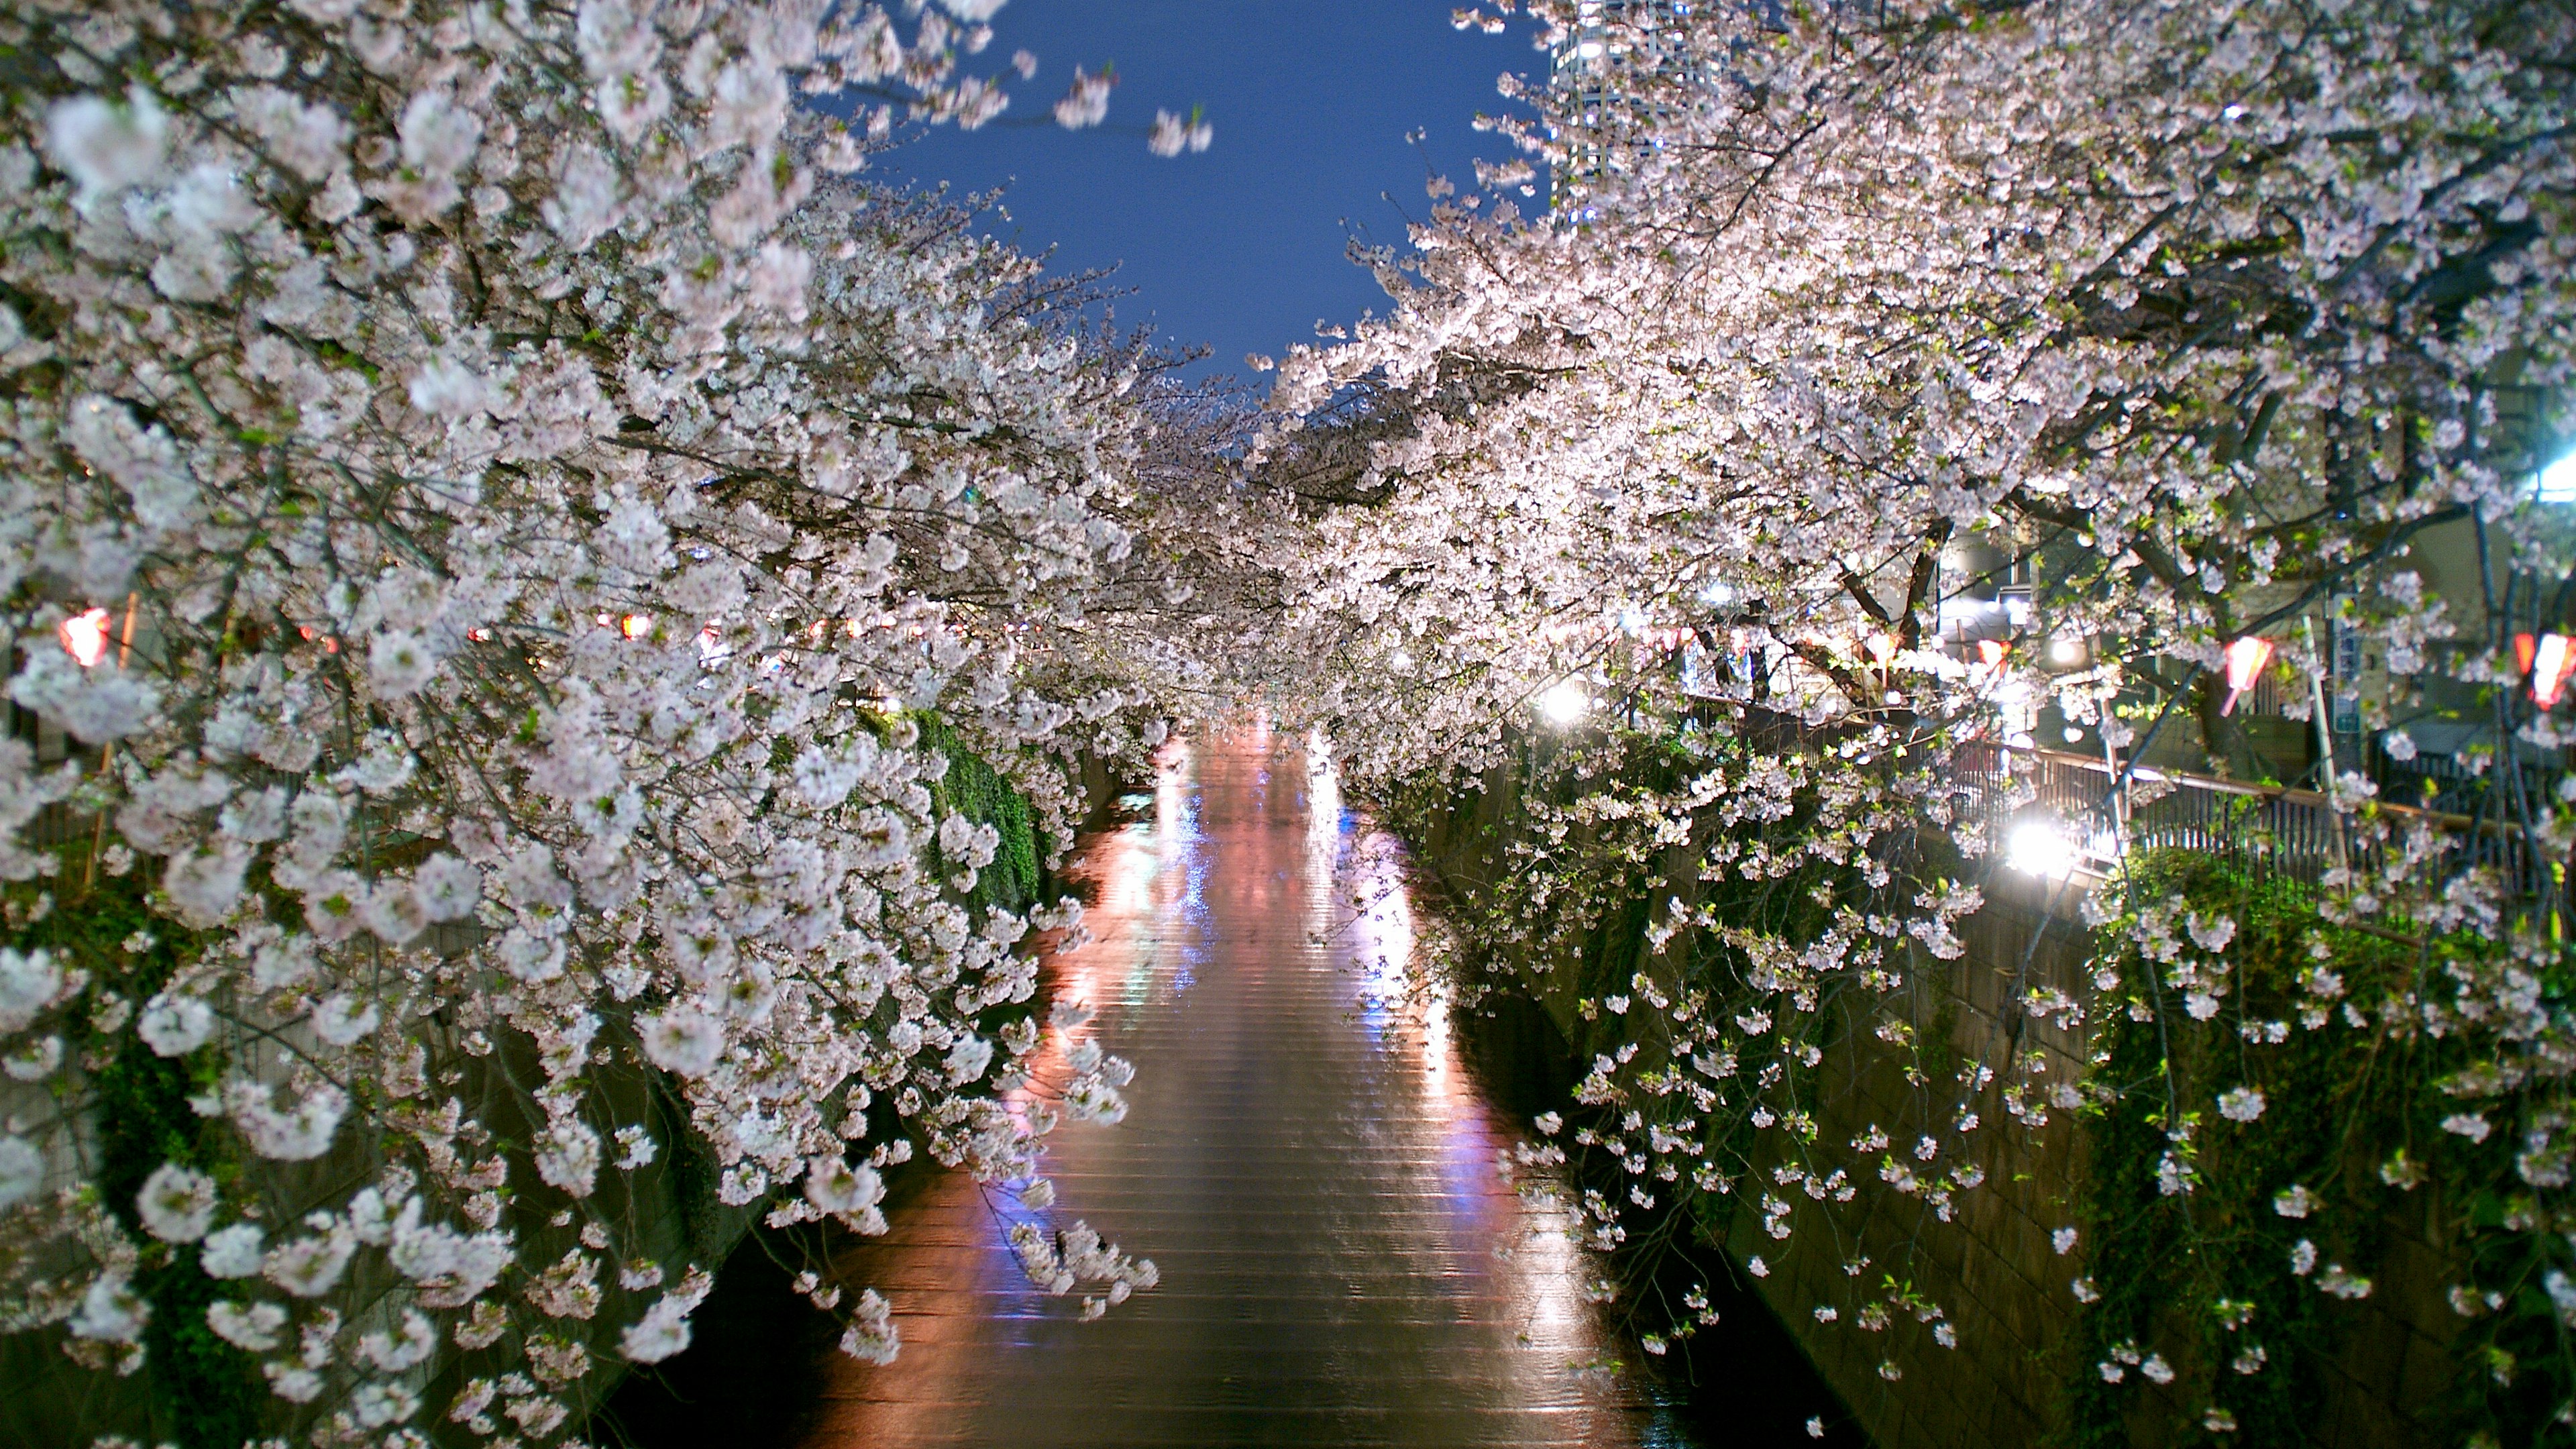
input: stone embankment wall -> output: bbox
[1392,749,2458,1449]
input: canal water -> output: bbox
[604,727,1850,1447]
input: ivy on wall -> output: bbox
[2066,849,2567,1447]
[916,714,1043,916]
[12,863,263,1449]
[1380,730,2576,1447]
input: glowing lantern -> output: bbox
[621,614,652,639]
[2527,633,2576,710]
[2218,635,2273,716]
[1970,639,2011,693]
[1864,632,1897,666]
[58,608,111,668]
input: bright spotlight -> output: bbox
[2540,448,2576,504]
[2006,819,2080,878]
[1538,680,1589,724]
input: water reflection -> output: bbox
[800,729,1690,1448]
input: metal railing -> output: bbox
[1958,741,2559,904]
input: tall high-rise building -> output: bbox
[1550,0,1700,194]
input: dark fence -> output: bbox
[1957,741,2559,906]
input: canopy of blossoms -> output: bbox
[5,0,2576,1444]
[0,1,1216,1443]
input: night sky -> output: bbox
[879,1,1544,382]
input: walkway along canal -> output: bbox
[609,727,1853,1447]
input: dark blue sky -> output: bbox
[881,2,1544,381]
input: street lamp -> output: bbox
[2006,818,2080,878]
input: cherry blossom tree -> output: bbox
[1258,0,2576,1428]
[0,1,1209,1443]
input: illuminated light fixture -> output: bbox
[2526,632,2576,710]
[620,613,653,640]
[58,608,111,668]
[2539,447,2576,504]
[1538,680,1589,725]
[2006,819,2080,878]
[2048,633,2087,666]
[2218,635,2274,716]
[1976,639,2008,668]
[1864,632,1898,666]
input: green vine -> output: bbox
[916,714,1043,916]
[1386,735,2576,1442]
[2063,848,2559,1446]
[11,863,264,1448]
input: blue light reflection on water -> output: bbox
[1171,758,1209,996]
